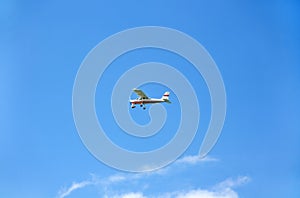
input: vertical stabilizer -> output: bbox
[162,92,171,103]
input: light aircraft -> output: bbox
[130,88,171,110]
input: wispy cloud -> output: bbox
[170,188,238,198]
[57,173,129,198]
[57,175,250,198]
[215,176,251,190]
[56,155,248,198]
[111,192,147,198]
[108,174,127,183]
[176,155,219,165]
[107,176,250,198]
[109,176,250,198]
[134,155,218,172]
[57,180,93,198]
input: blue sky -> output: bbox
[1,0,300,197]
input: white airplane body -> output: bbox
[130,88,171,109]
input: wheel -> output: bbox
[140,104,143,107]
[143,107,146,110]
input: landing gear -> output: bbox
[130,103,145,110]
[140,103,146,110]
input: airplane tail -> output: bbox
[161,92,171,103]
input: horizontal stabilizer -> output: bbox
[163,99,171,104]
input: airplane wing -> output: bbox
[133,88,149,99]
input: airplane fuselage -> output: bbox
[130,98,165,105]
[130,89,171,109]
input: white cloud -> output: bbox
[134,155,219,177]
[112,192,147,198]
[174,176,250,198]
[110,176,250,198]
[57,176,249,198]
[216,176,250,190]
[135,155,218,172]
[173,188,238,198]
[57,180,92,198]
[108,174,127,183]
[56,156,249,198]
[110,189,237,198]
[113,190,237,198]
[57,173,133,198]
[176,155,219,165]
